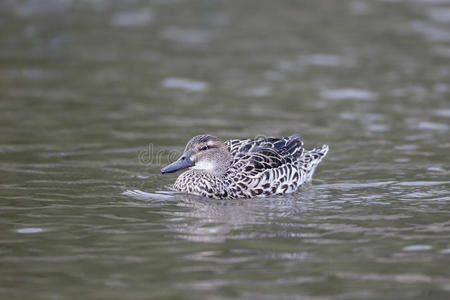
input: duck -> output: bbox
[161,134,328,199]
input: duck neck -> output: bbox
[214,150,232,176]
[195,151,231,177]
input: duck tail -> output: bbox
[300,145,329,183]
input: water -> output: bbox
[0,0,449,299]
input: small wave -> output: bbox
[17,228,43,234]
[110,10,153,27]
[416,121,449,131]
[432,109,450,117]
[162,77,209,92]
[122,189,175,201]
[317,181,394,190]
[160,27,213,43]
[321,89,378,101]
[411,21,450,42]
[395,181,448,187]
[402,245,433,251]
[428,8,450,23]
[243,86,272,97]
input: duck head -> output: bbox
[161,135,232,175]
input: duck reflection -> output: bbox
[124,188,324,243]
[166,190,319,243]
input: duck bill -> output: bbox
[161,152,194,174]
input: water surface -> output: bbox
[0,0,449,299]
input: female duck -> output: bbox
[161,134,328,199]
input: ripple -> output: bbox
[428,8,450,23]
[416,121,449,131]
[395,181,448,187]
[277,54,354,70]
[160,27,214,43]
[395,144,418,151]
[318,181,394,190]
[243,86,272,97]
[433,45,450,57]
[367,124,389,132]
[432,109,450,117]
[350,1,371,15]
[299,54,354,67]
[162,77,209,92]
[110,10,153,27]
[336,271,432,283]
[407,117,447,131]
[17,227,43,234]
[321,89,378,101]
[411,21,450,42]
[0,255,145,263]
[402,245,433,251]
[427,167,447,173]
[393,158,410,162]
[123,190,176,201]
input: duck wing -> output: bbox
[225,134,304,161]
[224,135,305,197]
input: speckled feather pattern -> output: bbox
[173,135,328,199]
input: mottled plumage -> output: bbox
[161,134,328,199]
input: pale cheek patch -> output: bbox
[191,160,215,170]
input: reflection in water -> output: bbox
[172,195,252,243]
[125,188,330,243]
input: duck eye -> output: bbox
[200,145,209,151]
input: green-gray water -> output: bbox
[1,0,449,299]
